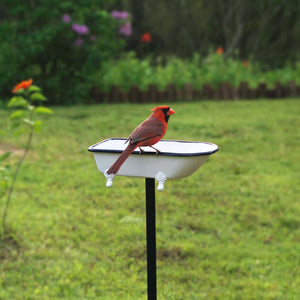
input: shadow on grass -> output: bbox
[0,230,22,260]
[128,246,189,262]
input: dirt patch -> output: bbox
[157,247,187,261]
[128,246,187,261]
[0,143,23,157]
[0,233,22,260]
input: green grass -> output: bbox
[0,100,299,299]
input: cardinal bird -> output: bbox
[106,105,175,175]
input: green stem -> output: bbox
[1,127,34,237]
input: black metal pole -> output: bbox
[145,178,157,300]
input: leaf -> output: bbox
[23,118,35,126]
[4,165,10,172]
[28,85,42,93]
[9,110,25,120]
[34,106,53,114]
[34,120,42,133]
[10,120,21,130]
[14,88,25,95]
[0,152,12,162]
[13,128,26,137]
[30,92,47,102]
[7,96,28,108]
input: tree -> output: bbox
[0,0,122,103]
[120,0,300,67]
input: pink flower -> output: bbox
[72,24,89,35]
[75,38,84,47]
[119,22,132,36]
[62,14,71,23]
[111,11,129,20]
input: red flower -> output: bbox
[216,47,224,54]
[141,32,151,43]
[12,79,33,93]
[243,60,249,67]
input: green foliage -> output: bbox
[93,51,300,92]
[92,52,155,92]
[122,0,300,67]
[257,62,300,88]
[0,153,10,200]
[6,84,52,134]
[0,0,122,104]
[0,81,53,236]
[0,100,299,298]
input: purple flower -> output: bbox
[111,10,129,20]
[75,38,84,47]
[119,22,132,36]
[62,14,71,23]
[90,35,96,41]
[111,11,119,19]
[72,24,89,35]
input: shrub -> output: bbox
[1,79,52,236]
[93,51,300,93]
[92,52,154,92]
[0,0,123,104]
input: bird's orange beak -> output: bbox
[168,108,175,115]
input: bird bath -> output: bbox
[88,138,218,190]
[88,138,218,300]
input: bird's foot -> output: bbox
[149,146,160,155]
[139,147,144,155]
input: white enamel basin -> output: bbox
[88,138,218,190]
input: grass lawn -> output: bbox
[0,99,299,299]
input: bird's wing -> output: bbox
[127,117,165,144]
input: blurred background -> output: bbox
[0,0,299,104]
[0,2,299,298]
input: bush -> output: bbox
[0,0,123,104]
[93,51,300,93]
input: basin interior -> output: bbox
[89,138,218,157]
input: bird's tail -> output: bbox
[106,143,137,175]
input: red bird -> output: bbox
[106,105,175,175]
